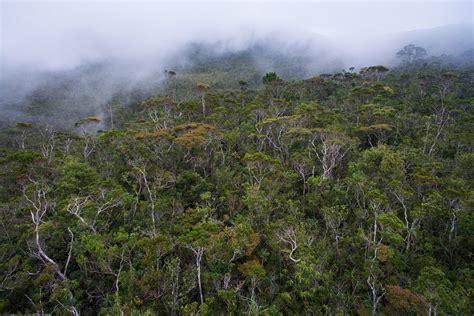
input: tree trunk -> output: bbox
[193,247,205,305]
[201,94,206,117]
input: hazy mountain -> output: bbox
[0,24,472,129]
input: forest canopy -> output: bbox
[0,48,473,315]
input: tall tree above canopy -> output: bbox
[262,72,282,85]
[396,44,427,63]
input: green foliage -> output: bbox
[242,152,280,165]
[262,72,282,84]
[238,260,266,278]
[1,59,473,315]
[15,122,33,128]
[197,82,210,91]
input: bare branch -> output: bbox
[277,227,301,263]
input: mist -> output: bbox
[1,0,473,127]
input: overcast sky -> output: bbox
[0,1,472,72]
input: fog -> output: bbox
[2,1,472,71]
[0,0,473,127]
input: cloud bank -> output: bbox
[1,1,472,72]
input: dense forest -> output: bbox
[1,48,473,315]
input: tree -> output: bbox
[360,65,389,82]
[396,44,427,63]
[416,266,454,315]
[22,179,79,315]
[197,83,210,117]
[14,122,33,150]
[75,116,101,159]
[422,71,458,155]
[277,226,301,263]
[179,207,220,306]
[165,70,177,101]
[242,152,280,187]
[262,72,284,101]
[385,285,427,314]
[308,129,353,179]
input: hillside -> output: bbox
[1,54,473,314]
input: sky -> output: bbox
[1,0,472,72]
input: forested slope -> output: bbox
[1,57,473,315]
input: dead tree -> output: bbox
[23,181,79,315]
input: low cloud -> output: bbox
[0,1,472,127]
